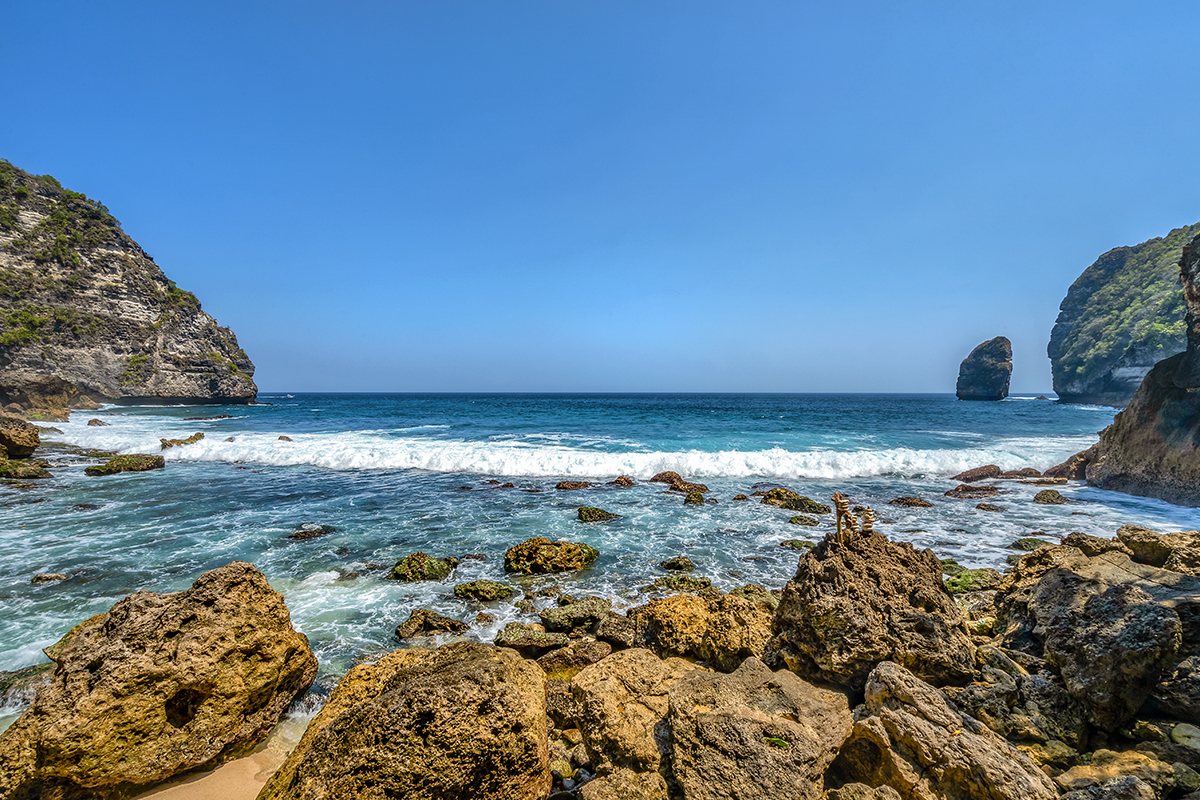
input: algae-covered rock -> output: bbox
[537,639,613,682]
[780,539,815,550]
[394,608,470,639]
[579,506,619,523]
[539,596,612,634]
[454,579,513,601]
[504,537,599,574]
[0,415,39,458]
[258,642,550,800]
[1034,489,1069,505]
[789,515,819,526]
[83,453,164,476]
[1010,537,1054,551]
[557,480,591,491]
[0,459,51,479]
[944,568,1002,594]
[0,561,317,800]
[652,574,712,593]
[889,496,933,507]
[945,483,1001,498]
[660,556,695,572]
[390,551,458,581]
[159,432,203,449]
[287,522,335,540]
[495,622,571,657]
[683,491,705,506]
[977,503,1005,512]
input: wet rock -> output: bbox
[1010,537,1055,551]
[394,608,470,639]
[0,562,317,799]
[495,622,571,657]
[668,657,852,800]
[768,530,976,692]
[30,573,68,584]
[259,642,550,800]
[86,418,108,427]
[159,432,203,449]
[956,336,1013,401]
[660,556,695,572]
[608,475,635,487]
[558,481,592,491]
[0,663,54,708]
[540,597,613,634]
[579,506,619,523]
[977,502,1005,511]
[889,496,934,507]
[695,593,774,672]
[1045,444,1101,480]
[1056,750,1177,796]
[944,568,1002,594]
[571,648,703,781]
[683,491,705,506]
[83,453,164,476]
[728,583,779,611]
[537,639,613,681]
[780,539,815,550]
[945,483,1002,499]
[277,435,292,441]
[0,415,39,458]
[651,574,713,593]
[390,551,458,581]
[287,522,335,540]
[789,515,819,526]
[649,471,682,484]
[1002,467,1044,479]
[505,537,600,574]
[1061,777,1157,800]
[1035,489,1069,504]
[0,457,52,479]
[760,488,832,513]
[454,579,514,601]
[672,479,710,494]
[828,661,1056,800]
[731,494,749,501]
[951,464,1003,482]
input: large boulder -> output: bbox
[956,336,1012,400]
[0,415,39,458]
[667,657,852,800]
[828,661,1058,800]
[504,537,600,574]
[768,531,976,693]
[0,562,317,800]
[570,649,703,784]
[259,642,550,800]
[695,593,774,673]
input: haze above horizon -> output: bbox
[6,1,1199,394]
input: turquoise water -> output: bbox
[5,392,1200,703]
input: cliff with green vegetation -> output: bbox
[0,160,255,416]
[1048,221,1200,406]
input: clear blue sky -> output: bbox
[6,2,1199,393]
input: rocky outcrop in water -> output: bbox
[956,336,1012,400]
[0,561,316,800]
[1083,232,1200,506]
[1049,222,1200,406]
[0,160,256,415]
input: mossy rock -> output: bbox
[728,583,779,610]
[390,552,458,582]
[788,515,819,526]
[578,507,619,523]
[394,609,469,640]
[941,558,966,576]
[782,496,831,513]
[653,574,712,592]
[453,580,514,601]
[556,480,591,491]
[683,491,705,506]
[0,459,51,479]
[759,487,800,506]
[976,503,1005,512]
[493,622,570,657]
[160,432,204,450]
[780,539,815,550]
[1009,537,1054,551]
[503,537,599,574]
[944,568,1002,595]
[661,556,695,572]
[889,496,934,508]
[84,454,164,476]
[538,596,612,633]
[1034,489,1068,505]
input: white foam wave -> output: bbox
[54,421,1096,480]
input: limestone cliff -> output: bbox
[0,160,256,415]
[1084,232,1200,506]
[1048,222,1200,406]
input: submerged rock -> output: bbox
[504,537,599,574]
[668,657,852,800]
[259,642,550,800]
[287,522,335,540]
[0,561,317,799]
[768,529,976,692]
[83,453,164,476]
[956,336,1013,400]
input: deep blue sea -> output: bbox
[5,392,1200,719]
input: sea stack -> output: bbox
[1084,231,1200,506]
[955,336,1012,400]
[0,160,257,418]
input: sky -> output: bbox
[5,1,1200,393]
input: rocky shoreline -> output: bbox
[3,476,1200,799]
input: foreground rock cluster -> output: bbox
[7,502,1200,800]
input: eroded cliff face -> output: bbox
[1085,232,1200,506]
[1048,222,1199,406]
[0,161,255,413]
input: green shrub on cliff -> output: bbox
[1049,222,1200,402]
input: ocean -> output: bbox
[5,392,1200,708]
